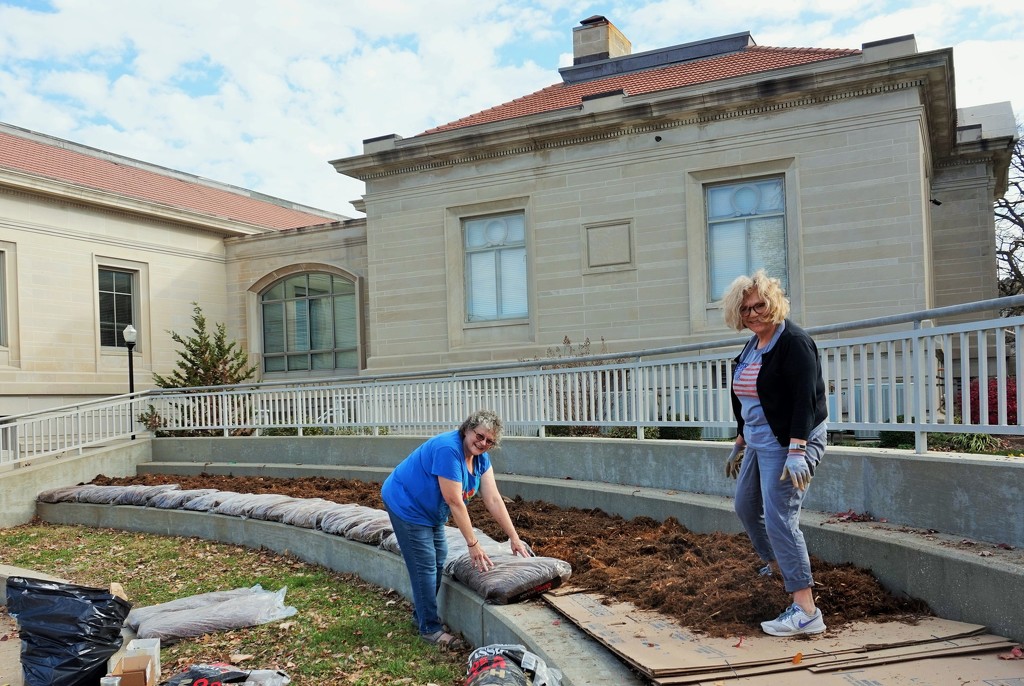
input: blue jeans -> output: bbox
[385,505,448,636]
[734,428,826,593]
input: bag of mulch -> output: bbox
[445,529,572,604]
[6,577,133,686]
[148,488,219,509]
[247,495,304,521]
[448,555,572,604]
[213,492,296,518]
[379,532,401,554]
[278,498,336,529]
[134,586,296,641]
[35,485,89,503]
[465,644,562,686]
[74,484,125,504]
[114,483,181,506]
[182,490,241,512]
[126,586,260,631]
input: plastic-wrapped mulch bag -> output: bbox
[75,484,126,504]
[278,498,335,529]
[465,644,562,686]
[126,586,260,631]
[6,576,133,686]
[182,490,241,512]
[133,585,296,641]
[448,554,571,605]
[445,530,572,605]
[35,485,88,503]
[213,492,297,518]
[114,483,181,506]
[148,488,219,509]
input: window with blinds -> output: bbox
[463,212,528,322]
[98,267,135,347]
[261,273,358,373]
[706,177,788,300]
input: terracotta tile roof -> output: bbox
[422,46,859,135]
[0,127,343,230]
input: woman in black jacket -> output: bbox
[722,270,828,637]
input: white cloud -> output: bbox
[0,0,1019,218]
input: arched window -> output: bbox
[261,273,357,373]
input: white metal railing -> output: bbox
[3,297,1023,467]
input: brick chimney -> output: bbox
[572,15,631,65]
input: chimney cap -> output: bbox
[580,15,607,26]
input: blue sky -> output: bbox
[0,0,1019,216]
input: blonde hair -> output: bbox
[458,409,503,448]
[721,269,790,331]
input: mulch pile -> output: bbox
[92,473,929,638]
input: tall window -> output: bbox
[706,177,788,300]
[261,273,357,373]
[464,212,528,322]
[98,268,135,347]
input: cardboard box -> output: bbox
[111,654,153,686]
[124,638,161,684]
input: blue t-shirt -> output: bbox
[381,430,491,526]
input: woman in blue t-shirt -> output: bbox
[382,409,531,650]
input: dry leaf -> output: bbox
[230,653,254,663]
[733,636,744,648]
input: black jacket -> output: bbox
[731,319,828,446]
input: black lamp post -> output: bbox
[123,324,137,439]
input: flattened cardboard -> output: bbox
[653,636,1019,685]
[686,651,1024,685]
[543,590,991,679]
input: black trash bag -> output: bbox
[6,576,133,686]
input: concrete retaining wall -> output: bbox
[0,440,153,528]
[151,435,1024,548]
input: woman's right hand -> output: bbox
[468,540,493,572]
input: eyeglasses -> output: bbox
[473,431,495,447]
[740,301,768,316]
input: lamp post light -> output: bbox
[123,324,137,439]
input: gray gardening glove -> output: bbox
[725,443,745,479]
[780,452,812,490]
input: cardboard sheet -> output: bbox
[542,589,1022,684]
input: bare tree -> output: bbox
[996,123,1024,314]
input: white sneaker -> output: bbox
[760,603,826,636]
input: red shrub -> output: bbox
[963,377,1017,425]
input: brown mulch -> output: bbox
[91,473,930,638]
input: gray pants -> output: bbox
[734,427,827,593]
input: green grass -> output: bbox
[0,524,464,686]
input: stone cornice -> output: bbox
[0,168,277,237]
[331,50,956,182]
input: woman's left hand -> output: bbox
[510,538,533,557]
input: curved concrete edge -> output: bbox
[35,502,644,686]
[135,462,1024,643]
